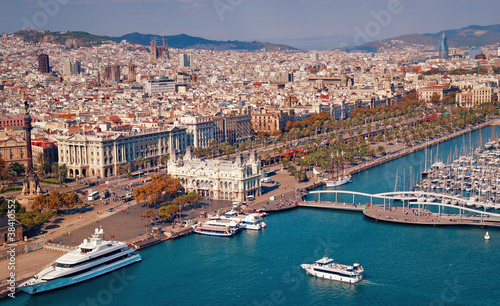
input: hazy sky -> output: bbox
[1,0,499,49]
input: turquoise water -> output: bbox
[7,126,500,306]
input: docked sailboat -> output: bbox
[18,228,141,294]
[325,151,353,188]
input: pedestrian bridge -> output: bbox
[306,190,500,219]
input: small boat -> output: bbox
[301,252,364,284]
[485,232,490,240]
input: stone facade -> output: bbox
[168,148,261,202]
[179,115,214,149]
[0,137,27,167]
[213,113,252,145]
[251,109,294,133]
[57,126,187,178]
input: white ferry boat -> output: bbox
[194,222,238,237]
[194,219,242,237]
[301,253,364,284]
[18,228,141,295]
[325,175,353,188]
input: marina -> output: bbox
[4,124,500,305]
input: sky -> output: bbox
[1,0,499,49]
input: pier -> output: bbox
[304,190,500,228]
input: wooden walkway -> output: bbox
[363,204,500,228]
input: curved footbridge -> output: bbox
[303,190,500,228]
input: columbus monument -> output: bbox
[17,100,43,207]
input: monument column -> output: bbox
[18,100,43,208]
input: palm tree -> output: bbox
[264,153,270,167]
[36,152,50,174]
[135,156,145,169]
[52,163,68,185]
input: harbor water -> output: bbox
[7,126,500,305]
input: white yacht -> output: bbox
[219,210,267,230]
[18,228,141,294]
[240,214,267,230]
[301,253,364,284]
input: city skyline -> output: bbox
[2,0,500,49]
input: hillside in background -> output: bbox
[14,30,297,51]
[116,32,296,51]
[343,24,500,52]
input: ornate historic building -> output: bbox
[251,109,294,133]
[57,126,187,178]
[0,137,27,167]
[168,148,261,202]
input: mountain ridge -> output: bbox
[13,29,297,51]
[342,24,500,52]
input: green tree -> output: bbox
[10,162,25,176]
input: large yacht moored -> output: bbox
[18,228,141,294]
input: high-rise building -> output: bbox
[469,48,482,59]
[63,59,81,75]
[179,54,191,67]
[38,54,50,73]
[439,32,449,59]
[144,78,176,95]
[497,47,500,57]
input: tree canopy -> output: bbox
[133,174,183,207]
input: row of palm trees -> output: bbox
[255,99,498,180]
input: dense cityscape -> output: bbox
[1,2,500,304]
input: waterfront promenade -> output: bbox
[0,119,496,299]
[363,204,500,227]
[249,120,494,212]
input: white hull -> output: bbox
[193,224,237,237]
[193,229,236,237]
[301,264,362,283]
[19,253,141,294]
[243,222,266,230]
[325,176,352,188]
